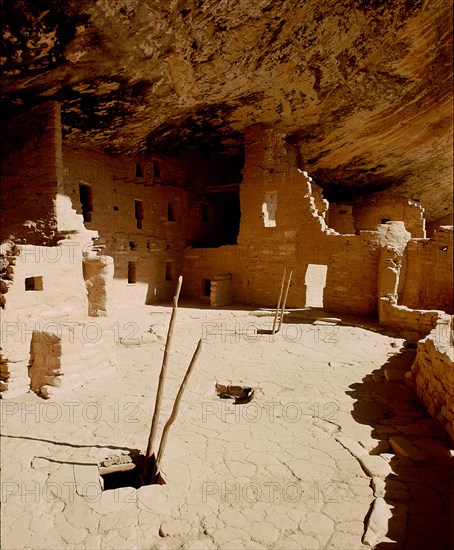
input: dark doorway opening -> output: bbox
[135,200,144,229]
[79,184,93,223]
[136,163,144,178]
[128,262,137,284]
[165,262,174,281]
[191,191,240,247]
[202,279,211,297]
[168,203,176,222]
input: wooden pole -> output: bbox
[143,276,183,482]
[151,338,203,483]
[271,268,287,335]
[277,270,293,332]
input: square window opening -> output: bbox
[25,276,43,291]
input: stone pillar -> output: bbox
[83,253,115,317]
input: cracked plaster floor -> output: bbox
[1,304,452,550]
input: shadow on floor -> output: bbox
[346,349,453,550]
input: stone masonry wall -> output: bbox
[0,102,60,244]
[400,226,453,314]
[1,104,116,399]
[182,126,380,316]
[63,147,210,306]
[376,221,447,341]
[0,236,109,398]
[210,275,233,307]
[406,316,454,442]
[352,197,426,238]
[28,321,116,399]
[426,213,453,236]
[325,204,356,234]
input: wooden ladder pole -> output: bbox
[271,268,287,335]
[277,270,293,332]
[143,276,183,482]
[152,338,203,483]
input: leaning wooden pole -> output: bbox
[151,338,203,483]
[271,268,287,335]
[143,275,183,483]
[277,270,293,332]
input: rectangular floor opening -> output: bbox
[99,453,165,490]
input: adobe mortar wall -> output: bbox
[238,126,328,241]
[377,222,452,339]
[321,232,379,315]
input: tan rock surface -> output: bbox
[1,1,452,220]
[1,304,452,549]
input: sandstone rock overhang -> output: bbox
[1,0,452,221]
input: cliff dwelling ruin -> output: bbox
[0,1,453,549]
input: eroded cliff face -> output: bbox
[1,0,452,220]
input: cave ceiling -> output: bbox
[1,0,452,220]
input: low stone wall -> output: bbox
[0,238,117,399]
[379,298,445,343]
[406,316,454,442]
[28,318,116,398]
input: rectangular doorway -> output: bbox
[202,279,211,297]
[305,264,327,308]
[79,184,93,223]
